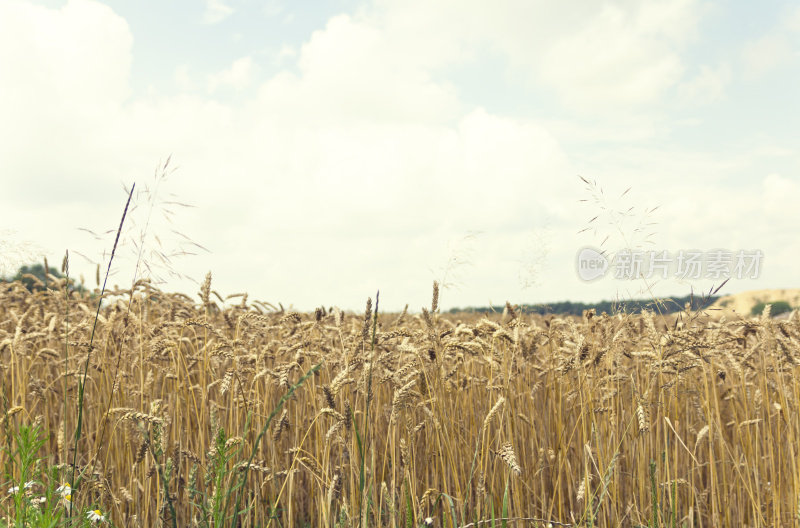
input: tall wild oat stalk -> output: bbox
[70,183,134,507]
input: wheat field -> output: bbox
[1,274,799,527]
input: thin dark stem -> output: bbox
[62,250,70,516]
[70,184,135,502]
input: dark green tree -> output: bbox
[1,263,84,293]
[751,300,792,317]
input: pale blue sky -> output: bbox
[2,0,799,311]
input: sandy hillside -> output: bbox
[708,288,800,319]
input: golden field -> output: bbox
[1,276,799,527]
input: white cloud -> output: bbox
[251,0,702,122]
[253,14,463,125]
[537,2,691,110]
[203,0,234,24]
[741,34,793,78]
[272,44,296,64]
[263,0,283,18]
[174,64,197,91]
[677,63,731,103]
[367,0,700,114]
[739,4,800,78]
[0,0,131,110]
[0,0,132,192]
[762,174,800,217]
[207,56,255,92]
[789,6,800,32]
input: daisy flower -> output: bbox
[86,509,105,523]
[7,481,34,495]
[60,494,72,509]
[56,483,71,497]
[56,483,73,507]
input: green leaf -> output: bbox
[436,492,459,528]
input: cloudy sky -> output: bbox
[1,0,799,312]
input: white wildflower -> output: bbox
[56,483,71,497]
[7,481,34,495]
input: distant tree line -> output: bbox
[1,263,86,293]
[449,294,720,316]
[751,300,792,317]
